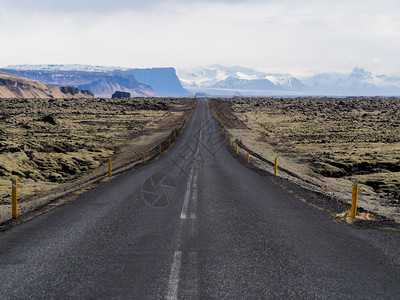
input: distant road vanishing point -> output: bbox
[0,99,399,299]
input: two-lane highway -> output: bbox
[1,99,399,299]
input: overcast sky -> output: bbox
[1,0,400,75]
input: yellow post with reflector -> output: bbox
[143,153,146,164]
[11,177,17,219]
[230,138,232,147]
[247,152,250,164]
[350,180,359,218]
[274,158,278,176]
[169,139,172,147]
[236,145,239,155]
[222,128,224,133]
[108,159,112,177]
[159,145,162,154]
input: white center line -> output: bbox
[168,116,202,299]
[181,123,202,219]
[166,251,183,300]
[190,172,198,220]
[180,167,194,219]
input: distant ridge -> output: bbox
[3,65,191,97]
[0,71,93,99]
[0,68,156,98]
[177,65,400,96]
[128,68,191,97]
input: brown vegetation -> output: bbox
[0,97,194,222]
[211,97,400,221]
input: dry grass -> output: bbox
[335,210,376,224]
[0,97,194,210]
[211,97,400,221]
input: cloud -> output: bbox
[2,0,269,15]
[1,0,400,75]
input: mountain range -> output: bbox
[2,65,191,98]
[177,65,400,96]
[2,64,400,97]
[0,71,93,99]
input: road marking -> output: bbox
[168,111,201,299]
[195,121,202,158]
[166,251,182,300]
[190,172,198,220]
[181,124,201,219]
[181,167,194,219]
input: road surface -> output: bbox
[1,99,399,299]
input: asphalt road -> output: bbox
[1,99,399,299]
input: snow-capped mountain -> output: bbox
[4,64,400,96]
[177,65,307,95]
[177,65,400,96]
[303,67,400,95]
[6,64,128,73]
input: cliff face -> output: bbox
[128,68,191,96]
[0,72,94,99]
[0,69,157,98]
[1,66,191,97]
[76,73,156,98]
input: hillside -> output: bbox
[0,71,93,99]
[0,69,155,98]
[3,65,191,97]
[76,73,157,97]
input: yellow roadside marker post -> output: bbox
[247,152,250,164]
[222,128,224,133]
[11,177,17,219]
[274,158,278,176]
[350,180,359,218]
[169,139,172,147]
[108,160,112,177]
[230,139,232,147]
[236,145,239,155]
[159,145,162,154]
[225,133,227,140]
[143,153,146,164]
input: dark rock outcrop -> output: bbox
[59,86,93,97]
[41,115,59,125]
[112,91,131,99]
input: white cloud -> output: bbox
[0,0,400,75]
